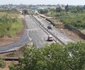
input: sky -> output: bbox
[0,0,85,5]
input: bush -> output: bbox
[9,42,85,70]
[0,14,23,38]
[39,9,48,14]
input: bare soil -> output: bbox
[0,36,20,46]
[57,28,85,42]
[0,46,25,70]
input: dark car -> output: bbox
[47,26,52,29]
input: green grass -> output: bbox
[0,12,20,17]
[9,19,23,36]
[0,12,23,38]
[48,11,85,29]
[48,11,57,17]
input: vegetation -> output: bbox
[0,58,4,68]
[39,9,48,14]
[40,5,85,29]
[0,8,23,38]
[22,9,29,15]
[57,12,85,29]
[0,14,23,38]
[9,42,85,70]
[0,8,19,14]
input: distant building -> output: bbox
[30,7,40,11]
[30,5,57,11]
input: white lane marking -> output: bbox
[26,30,32,41]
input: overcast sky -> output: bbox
[0,0,85,5]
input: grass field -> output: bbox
[0,12,20,17]
[0,12,23,38]
[8,19,23,36]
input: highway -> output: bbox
[34,15,74,45]
[0,15,56,53]
[0,14,74,53]
[25,15,56,48]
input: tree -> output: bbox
[65,42,85,70]
[83,5,85,9]
[9,42,85,70]
[0,58,4,68]
[9,43,68,70]
[39,9,48,14]
[65,4,69,12]
[23,10,28,15]
[56,7,63,12]
[76,6,83,13]
[70,6,78,13]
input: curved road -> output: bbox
[0,14,74,53]
[0,30,30,53]
[0,15,31,53]
[0,15,55,53]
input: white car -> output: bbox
[47,35,53,41]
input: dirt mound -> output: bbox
[0,36,20,46]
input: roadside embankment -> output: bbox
[0,15,25,46]
[37,12,85,41]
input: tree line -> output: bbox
[8,42,85,70]
[0,8,19,14]
[39,5,85,29]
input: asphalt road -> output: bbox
[0,13,73,53]
[0,15,55,53]
[0,16,31,53]
[34,15,74,45]
[25,15,55,48]
[0,30,30,53]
